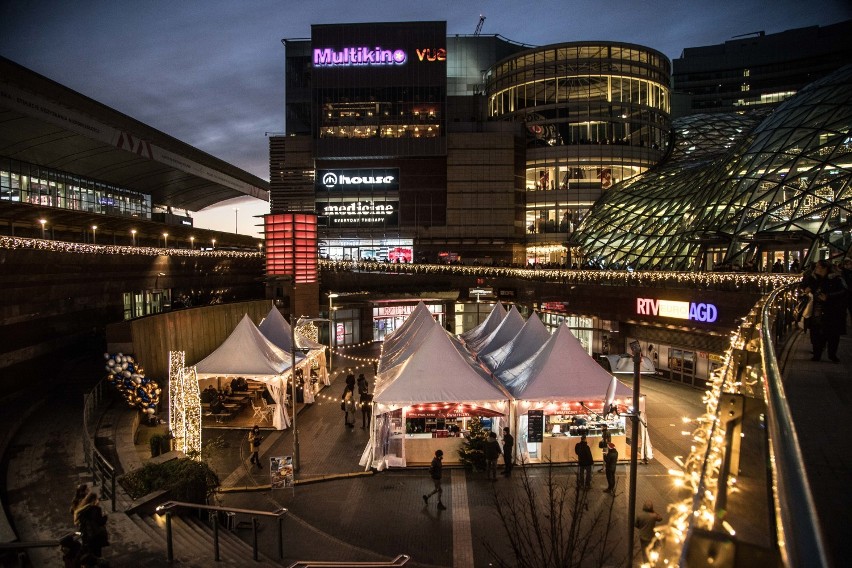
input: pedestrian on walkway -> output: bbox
[70,483,90,521]
[357,374,372,428]
[635,499,663,563]
[597,424,611,473]
[801,259,847,362]
[342,388,357,428]
[248,425,262,468]
[603,442,618,493]
[575,435,593,489]
[501,426,514,477]
[423,449,447,510]
[484,431,502,481]
[60,533,82,568]
[74,492,109,558]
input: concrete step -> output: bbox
[182,514,248,561]
[128,513,166,550]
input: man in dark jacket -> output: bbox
[575,435,594,490]
[801,259,848,362]
[423,449,447,510]
[484,431,502,481]
[603,442,619,493]
[501,427,515,477]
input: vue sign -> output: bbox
[416,48,446,62]
[636,298,718,323]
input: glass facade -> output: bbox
[1,157,152,219]
[571,65,852,270]
[485,43,672,264]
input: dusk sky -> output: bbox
[1,1,849,237]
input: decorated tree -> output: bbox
[458,416,488,471]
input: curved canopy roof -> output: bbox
[0,57,268,211]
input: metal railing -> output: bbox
[287,555,411,568]
[653,283,829,567]
[82,377,117,512]
[0,533,74,568]
[155,500,288,562]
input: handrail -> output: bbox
[154,500,287,562]
[651,282,828,566]
[82,377,117,512]
[759,285,829,567]
[287,555,411,568]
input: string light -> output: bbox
[168,351,202,459]
[0,236,261,258]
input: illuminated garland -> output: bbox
[312,363,375,409]
[319,259,799,293]
[168,351,202,459]
[0,236,261,259]
[648,304,764,566]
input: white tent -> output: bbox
[376,302,437,375]
[468,305,525,356]
[258,306,329,401]
[194,314,302,429]
[459,302,505,348]
[365,315,509,469]
[496,323,632,402]
[480,311,551,374]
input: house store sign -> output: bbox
[636,297,718,323]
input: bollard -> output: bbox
[213,514,220,561]
[252,517,259,561]
[165,512,173,562]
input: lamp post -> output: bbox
[131,229,137,246]
[627,339,642,566]
[328,293,339,374]
[39,219,46,240]
[91,225,98,244]
[234,207,239,234]
[190,236,194,249]
[290,279,301,473]
[211,238,216,250]
[163,232,169,248]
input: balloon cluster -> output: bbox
[103,353,161,414]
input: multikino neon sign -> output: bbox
[314,47,406,67]
[636,297,718,323]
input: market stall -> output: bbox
[363,306,510,469]
[258,306,328,403]
[464,305,525,356]
[494,323,634,463]
[194,314,304,430]
[459,301,506,349]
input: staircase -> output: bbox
[127,512,279,567]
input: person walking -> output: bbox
[357,374,372,429]
[635,499,663,563]
[422,449,447,510]
[74,492,109,559]
[575,435,594,490]
[501,426,514,477]
[248,425,262,469]
[484,431,502,481]
[597,424,611,473]
[342,388,357,428]
[70,483,90,522]
[801,259,847,362]
[603,442,618,493]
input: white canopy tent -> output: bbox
[194,314,304,430]
[258,306,329,402]
[363,315,510,469]
[604,353,657,375]
[480,311,551,374]
[376,302,438,375]
[467,305,525,357]
[459,302,506,349]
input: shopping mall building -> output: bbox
[274,22,671,266]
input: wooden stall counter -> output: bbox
[540,434,627,463]
[403,435,465,466]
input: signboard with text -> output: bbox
[528,410,544,443]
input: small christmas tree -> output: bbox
[458,416,488,471]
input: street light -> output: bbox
[163,232,169,248]
[211,238,216,250]
[328,293,339,374]
[39,219,46,240]
[190,236,194,249]
[627,339,642,565]
[91,225,98,244]
[290,279,301,473]
[131,229,137,246]
[233,207,239,234]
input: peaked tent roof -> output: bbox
[373,319,507,406]
[471,305,525,357]
[258,306,324,351]
[377,302,437,374]
[459,302,506,348]
[496,323,632,402]
[605,354,657,374]
[481,312,551,374]
[195,314,301,378]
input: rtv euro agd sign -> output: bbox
[636,297,718,323]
